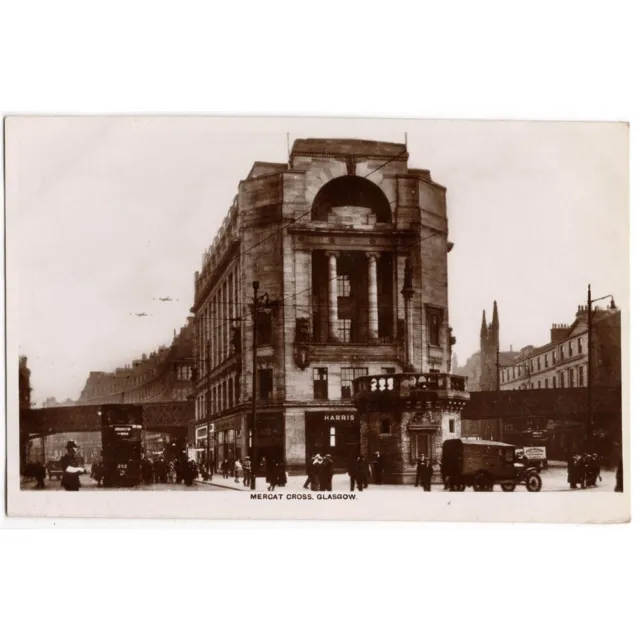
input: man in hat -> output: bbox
[60,440,86,491]
[320,454,334,491]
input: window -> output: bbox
[537,380,541,389]
[337,318,351,343]
[329,427,336,448]
[552,351,557,364]
[341,367,368,399]
[553,377,557,389]
[426,306,442,346]
[337,274,351,298]
[228,378,234,407]
[559,372,564,388]
[537,357,541,371]
[449,419,455,434]
[545,379,549,389]
[313,367,328,400]
[568,341,574,357]
[544,354,548,368]
[381,419,391,435]
[569,368,575,388]
[382,367,396,374]
[578,366,584,386]
[578,337,583,354]
[560,345,564,360]
[501,370,505,383]
[258,369,273,400]
[256,311,273,346]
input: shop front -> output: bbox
[214,415,243,471]
[249,413,285,469]
[305,411,360,472]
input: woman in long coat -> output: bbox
[266,458,278,491]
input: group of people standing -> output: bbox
[567,453,602,489]
[303,454,335,491]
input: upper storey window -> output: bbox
[311,176,391,223]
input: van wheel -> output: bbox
[473,472,492,492]
[501,481,516,492]
[526,472,542,492]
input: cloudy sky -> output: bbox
[6,117,628,405]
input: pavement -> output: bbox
[196,464,617,493]
[20,474,223,491]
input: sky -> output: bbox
[6,117,629,406]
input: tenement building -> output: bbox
[77,319,195,405]
[498,303,620,391]
[192,138,469,477]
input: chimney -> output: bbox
[550,323,571,343]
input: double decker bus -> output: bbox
[101,404,144,488]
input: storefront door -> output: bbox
[305,412,360,472]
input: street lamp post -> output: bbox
[249,281,275,491]
[250,282,259,490]
[206,343,212,476]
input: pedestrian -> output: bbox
[33,461,46,489]
[234,458,242,483]
[416,457,433,491]
[372,451,384,484]
[586,453,601,487]
[266,458,278,491]
[414,454,427,488]
[221,458,230,479]
[568,454,581,489]
[277,460,287,487]
[60,440,86,491]
[311,454,323,491]
[303,456,314,489]
[242,457,252,487]
[91,458,104,487]
[349,455,366,492]
[320,454,334,491]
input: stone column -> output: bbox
[366,252,380,342]
[327,251,339,341]
[401,255,416,372]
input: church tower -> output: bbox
[479,301,500,391]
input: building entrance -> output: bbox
[249,414,285,476]
[305,411,360,472]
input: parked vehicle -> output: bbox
[442,438,542,492]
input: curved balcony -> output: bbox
[353,373,469,412]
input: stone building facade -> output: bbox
[192,138,466,474]
[77,319,195,405]
[498,303,620,392]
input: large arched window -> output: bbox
[311,175,391,223]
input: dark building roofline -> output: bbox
[290,138,408,160]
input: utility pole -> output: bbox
[249,281,274,490]
[206,342,212,476]
[587,284,592,452]
[586,284,615,454]
[496,328,501,441]
[250,281,259,491]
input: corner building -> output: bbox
[192,139,466,476]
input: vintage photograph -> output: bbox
[5,117,629,521]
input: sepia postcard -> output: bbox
[4,116,630,522]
